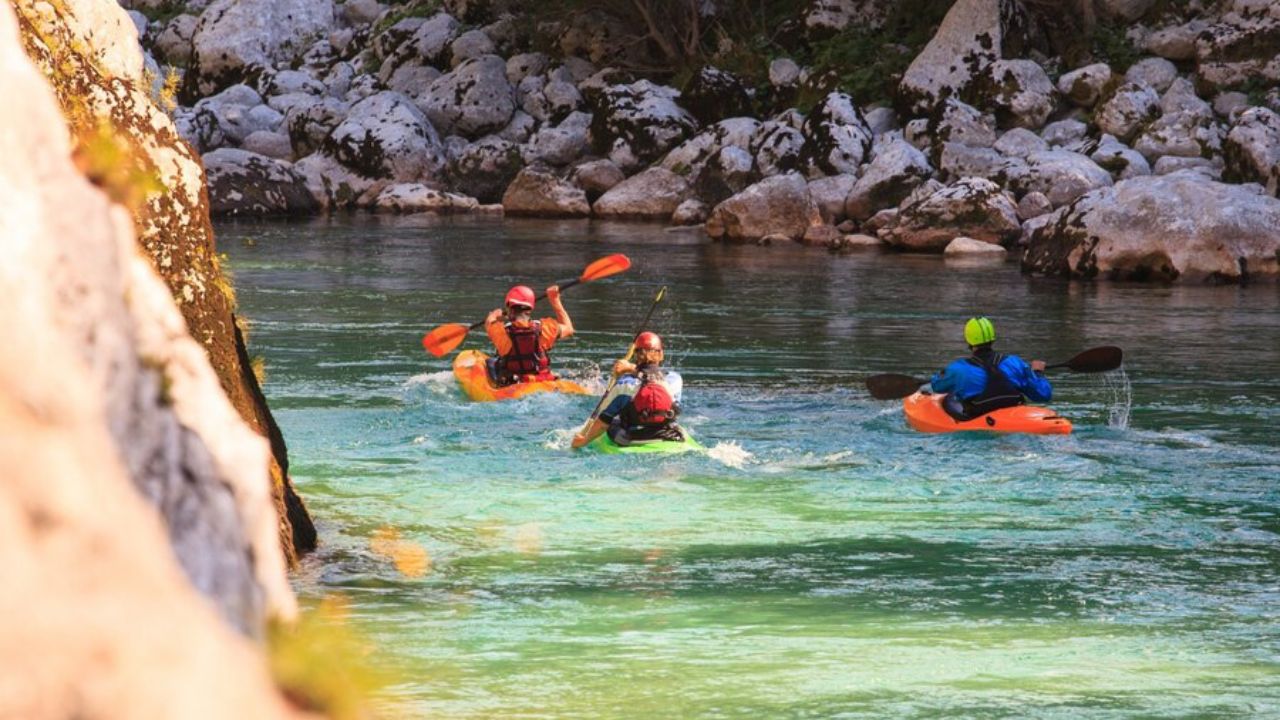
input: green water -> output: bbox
[220,216,1280,718]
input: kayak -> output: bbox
[587,430,703,455]
[452,350,590,402]
[902,391,1072,435]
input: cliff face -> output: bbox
[13,0,316,561]
[0,2,300,714]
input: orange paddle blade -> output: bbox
[421,323,470,357]
[579,254,631,282]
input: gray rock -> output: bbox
[995,128,1050,158]
[1152,156,1222,178]
[587,80,698,172]
[705,172,818,243]
[285,96,348,158]
[506,53,550,84]
[1090,135,1153,179]
[1195,11,1280,90]
[241,130,294,160]
[1133,112,1225,161]
[1160,77,1212,119]
[293,152,376,208]
[381,12,458,78]
[323,91,443,181]
[1023,172,1280,282]
[661,117,761,177]
[1125,57,1179,93]
[1041,118,1089,147]
[419,55,515,139]
[385,63,442,101]
[672,198,709,225]
[524,111,590,166]
[1213,91,1250,119]
[1057,63,1113,108]
[345,73,384,102]
[751,122,805,177]
[203,148,318,216]
[1017,190,1052,220]
[1016,150,1114,207]
[1223,107,1280,196]
[846,138,933,220]
[571,158,625,199]
[449,29,494,67]
[864,106,899,135]
[259,69,324,99]
[693,146,758,205]
[904,118,930,151]
[187,0,335,98]
[323,61,355,98]
[681,66,754,125]
[342,0,385,25]
[928,98,997,150]
[497,110,537,143]
[502,166,590,216]
[593,167,692,219]
[939,142,1026,185]
[808,174,857,224]
[190,85,283,145]
[880,177,1021,252]
[174,106,224,153]
[977,58,1056,130]
[374,183,479,213]
[1095,82,1161,142]
[944,236,1008,255]
[769,58,801,87]
[898,0,1005,113]
[153,13,198,66]
[447,136,524,202]
[802,92,873,175]
[1143,21,1206,61]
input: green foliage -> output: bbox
[1235,76,1276,107]
[1090,22,1140,72]
[373,0,442,35]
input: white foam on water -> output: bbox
[707,441,753,469]
[543,427,577,451]
[405,370,455,387]
[1103,366,1132,430]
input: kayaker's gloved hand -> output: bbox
[612,359,636,378]
[546,285,561,304]
[486,308,504,325]
[1031,360,1046,373]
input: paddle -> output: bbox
[421,254,632,357]
[578,285,667,434]
[864,346,1124,401]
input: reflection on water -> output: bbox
[221,215,1280,718]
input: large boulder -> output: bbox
[284,95,348,157]
[972,58,1056,129]
[418,55,515,138]
[1014,150,1114,207]
[447,136,524,202]
[752,121,805,176]
[898,0,1014,114]
[593,167,691,219]
[184,0,335,100]
[692,146,758,205]
[802,92,873,175]
[523,111,590,167]
[374,183,479,213]
[379,12,458,78]
[203,148,318,216]
[1195,11,1280,90]
[1223,107,1280,197]
[502,166,590,216]
[880,177,1020,251]
[682,66,753,125]
[1023,172,1280,282]
[705,173,818,243]
[660,117,760,178]
[808,174,857,224]
[844,138,932,220]
[1095,82,1161,143]
[323,91,443,182]
[587,80,698,171]
[1132,112,1225,162]
[1056,63,1113,108]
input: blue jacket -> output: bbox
[930,353,1052,402]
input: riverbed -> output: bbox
[221,215,1280,718]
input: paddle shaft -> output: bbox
[466,276,583,330]
[581,286,667,429]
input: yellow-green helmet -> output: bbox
[964,317,996,346]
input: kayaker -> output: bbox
[485,284,575,385]
[930,317,1051,421]
[571,331,684,448]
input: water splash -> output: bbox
[543,426,578,450]
[405,369,455,388]
[1102,365,1132,430]
[707,441,753,469]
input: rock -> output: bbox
[1133,112,1224,161]
[447,136,524,202]
[185,0,334,99]
[1041,118,1088,147]
[449,28,494,66]
[385,63,442,101]
[1056,63,1113,107]
[928,98,997,151]
[995,127,1049,158]
[769,58,801,87]
[1016,150,1114,207]
[899,0,1013,113]
[1023,172,1280,282]
[804,0,891,32]
[240,130,293,159]
[1195,12,1280,89]
[661,117,760,177]
[203,148,318,216]
[571,158,625,199]
[944,236,1008,255]
[1143,21,1205,61]
[1213,91,1250,119]
[498,110,536,143]
[705,172,818,243]
[1017,190,1052,220]
[593,167,692,219]
[1152,155,1222,178]
[808,174,857,224]
[284,96,348,158]
[880,177,1021,252]
[693,146,757,205]
[419,55,515,139]
[174,106,225,153]
[802,92,873,175]
[939,142,1024,184]
[1098,0,1156,20]
[845,138,932,220]
[835,233,884,249]
[587,80,698,172]
[524,111,590,167]
[1223,107,1280,197]
[1090,135,1153,179]
[864,106,898,135]
[381,12,458,78]
[507,53,549,84]
[682,66,753,125]
[502,166,591,216]
[801,224,843,246]
[323,91,443,181]
[974,58,1056,129]
[672,198,708,225]
[153,13,198,65]
[1095,82,1161,142]
[190,85,283,146]
[342,0,384,25]
[1124,57,1178,93]
[374,183,479,213]
[752,121,805,176]
[293,152,375,208]
[865,207,899,232]
[258,69,323,99]
[323,61,355,98]
[1160,77,1212,118]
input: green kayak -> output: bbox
[587,431,703,455]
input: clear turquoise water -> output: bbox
[220,216,1280,718]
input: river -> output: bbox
[220,215,1280,718]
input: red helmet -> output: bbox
[635,331,663,351]
[505,285,536,309]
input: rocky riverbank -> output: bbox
[135,0,1280,283]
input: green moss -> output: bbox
[1090,22,1140,73]
[372,0,442,36]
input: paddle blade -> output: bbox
[421,323,470,357]
[866,374,927,401]
[579,254,631,282]
[1061,345,1123,373]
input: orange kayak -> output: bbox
[452,350,590,402]
[902,391,1072,435]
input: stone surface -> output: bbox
[994,127,1049,158]
[419,55,515,138]
[502,166,591,216]
[241,130,294,160]
[769,58,801,87]
[324,91,443,182]
[524,111,590,166]
[153,13,198,65]
[1223,107,1280,197]
[1023,172,1280,282]
[661,117,761,178]
[1195,12,1280,89]
[374,183,479,212]
[1016,190,1052,220]
[671,198,708,225]
[284,96,349,158]
[185,0,334,99]
[1125,57,1178,93]
[571,158,625,199]
[845,138,932,220]
[1042,118,1088,147]
[808,174,857,224]
[802,92,873,175]
[752,121,805,177]
[1133,112,1225,161]
[976,58,1056,129]
[1057,63,1113,108]
[880,177,1021,252]
[381,12,458,78]
[682,66,753,125]
[204,149,318,216]
[1095,82,1161,142]
[587,80,699,172]
[928,98,997,151]
[447,135,524,202]
[1143,21,1205,60]
[705,173,818,243]
[593,167,692,219]
[1016,150,1115,207]
[898,0,1005,113]
[945,236,1009,255]
[1091,135,1153,179]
